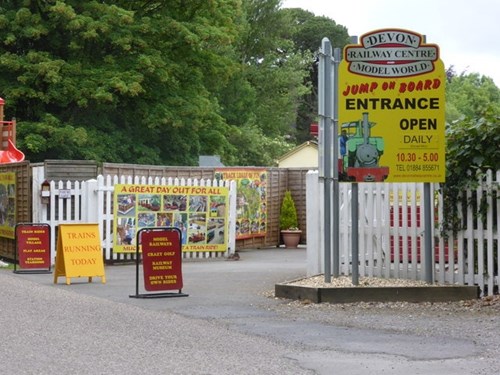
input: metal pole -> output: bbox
[332,47,341,278]
[423,183,433,283]
[319,38,333,282]
[351,183,359,285]
[418,36,433,284]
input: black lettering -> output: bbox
[344,97,440,110]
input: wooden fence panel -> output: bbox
[43,159,98,182]
[101,163,216,180]
[286,168,309,244]
[0,161,31,260]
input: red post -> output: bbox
[0,97,4,123]
[0,97,17,150]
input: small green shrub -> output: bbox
[280,190,299,230]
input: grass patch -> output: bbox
[0,260,16,270]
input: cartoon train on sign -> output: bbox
[339,112,389,182]
[0,98,25,164]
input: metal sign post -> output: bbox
[319,38,333,282]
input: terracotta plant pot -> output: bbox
[281,230,302,248]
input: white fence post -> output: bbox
[82,179,98,222]
[339,183,350,276]
[306,170,321,276]
[227,179,237,256]
[31,165,46,223]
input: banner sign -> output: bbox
[339,29,446,183]
[214,169,267,239]
[113,184,229,253]
[15,223,51,272]
[0,172,16,239]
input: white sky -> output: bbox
[282,0,500,87]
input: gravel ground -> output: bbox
[287,274,432,287]
[281,274,500,310]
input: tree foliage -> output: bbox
[0,0,315,165]
[221,0,313,145]
[445,67,500,123]
[280,7,350,143]
[441,69,500,234]
[1,0,247,164]
[2,1,498,173]
[444,68,500,180]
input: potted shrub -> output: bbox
[279,190,301,248]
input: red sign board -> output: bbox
[16,224,51,269]
[141,228,183,291]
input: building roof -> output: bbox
[277,141,318,168]
[199,155,224,167]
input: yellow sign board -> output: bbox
[0,172,16,239]
[113,184,229,253]
[338,29,446,183]
[53,223,106,285]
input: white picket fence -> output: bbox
[30,166,499,295]
[31,170,237,265]
[306,169,499,296]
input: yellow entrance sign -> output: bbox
[338,29,446,183]
[53,224,106,285]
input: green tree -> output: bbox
[1,0,315,166]
[445,67,500,122]
[1,0,242,164]
[279,7,350,143]
[444,68,500,191]
[441,69,500,234]
[195,0,314,166]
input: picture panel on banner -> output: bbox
[338,29,446,183]
[113,184,229,253]
[214,169,267,240]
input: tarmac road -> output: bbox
[2,248,498,374]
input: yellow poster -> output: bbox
[53,224,106,285]
[0,172,16,239]
[214,169,267,239]
[113,184,229,253]
[338,29,446,183]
